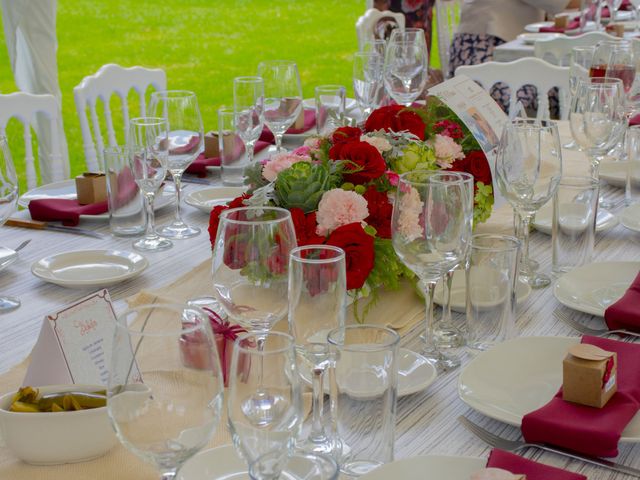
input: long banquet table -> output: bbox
[0,123,639,479]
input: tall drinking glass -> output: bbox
[362,38,386,57]
[353,52,384,119]
[127,117,172,252]
[383,39,429,106]
[566,45,595,149]
[258,60,303,152]
[148,90,203,239]
[315,85,346,135]
[0,136,19,312]
[496,119,562,289]
[211,207,297,334]
[391,171,472,369]
[107,304,224,480]
[233,76,265,165]
[288,245,346,455]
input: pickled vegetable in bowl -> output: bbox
[8,386,106,413]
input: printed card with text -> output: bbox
[23,290,138,387]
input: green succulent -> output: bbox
[274,161,337,213]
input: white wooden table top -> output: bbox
[1,126,639,478]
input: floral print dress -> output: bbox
[373,0,436,53]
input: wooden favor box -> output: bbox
[563,344,617,408]
[75,172,108,205]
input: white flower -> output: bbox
[361,134,392,154]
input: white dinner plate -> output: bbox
[524,21,595,33]
[185,187,246,213]
[600,161,640,188]
[458,335,640,442]
[360,455,485,480]
[0,247,18,273]
[299,348,437,398]
[553,261,640,316]
[620,203,640,232]
[18,179,174,221]
[516,32,563,44]
[532,202,619,235]
[31,249,148,288]
[433,270,531,313]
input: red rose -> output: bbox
[331,126,362,145]
[290,208,325,246]
[466,151,493,187]
[364,105,426,140]
[208,194,252,250]
[447,156,469,174]
[395,110,426,140]
[326,223,375,290]
[363,186,392,239]
[332,140,386,185]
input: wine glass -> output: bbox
[566,45,595,150]
[590,40,636,96]
[391,171,472,369]
[128,116,172,252]
[233,76,265,165]
[257,60,303,152]
[148,90,203,240]
[362,38,386,57]
[211,207,297,333]
[496,119,562,289]
[631,0,640,33]
[383,37,429,106]
[107,304,224,480]
[0,135,20,312]
[353,51,384,119]
[288,245,346,455]
[607,0,623,21]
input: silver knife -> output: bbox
[458,416,640,478]
[6,218,105,239]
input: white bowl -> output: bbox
[0,384,118,465]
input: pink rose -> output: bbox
[316,189,369,236]
[262,152,311,182]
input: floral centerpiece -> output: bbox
[209,100,494,316]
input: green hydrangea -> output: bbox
[392,142,437,174]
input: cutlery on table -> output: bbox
[178,176,212,186]
[458,416,640,477]
[554,309,640,339]
[13,239,31,252]
[5,218,104,240]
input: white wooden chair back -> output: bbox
[455,57,571,120]
[356,8,405,50]
[435,0,462,78]
[534,31,616,66]
[0,92,67,189]
[74,64,166,171]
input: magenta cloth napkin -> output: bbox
[521,336,640,457]
[605,271,640,331]
[486,449,587,479]
[539,19,580,33]
[170,135,200,155]
[185,140,270,177]
[29,199,108,226]
[630,113,640,126]
[259,109,316,143]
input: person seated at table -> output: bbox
[449,0,580,117]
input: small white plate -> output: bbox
[433,270,531,312]
[458,335,640,442]
[19,179,174,221]
[360,455,484,480]
[600,161,640,188]
[524,20,595,33]
[31,249,148,288]
[299,348,437,398]
[532,202,619,234]
[517,32,563,44]
[553,261,640,316]
[185,187,246,213]
[0,247,18,273]
[620,203,640,232]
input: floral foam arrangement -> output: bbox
[209,100,494,317]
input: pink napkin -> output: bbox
[630,113,640,126]
[521,336,640,457]
[486,449,587,479]
[605,271,640,331]
[170,135,200,155]
[539,19,580,33]
[259,110,316,143]
[185,140,270,177]
[29,199,108,226]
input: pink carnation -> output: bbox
[316,189,369,236]
[397,186,423,241]
[430,134,464,169]
[292,145,312,156]
[385,169,400,187]
[262,152,311,182]
[303,137,322,150]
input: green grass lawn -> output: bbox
[0,0,440,191]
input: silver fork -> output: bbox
[554,309,640,339]
[458,416,640,477]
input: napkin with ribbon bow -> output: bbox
[605,271,640,331]
[259,109,316,143]
[485,449,587,479]
[521,335,640,457]
[185,140,271,177]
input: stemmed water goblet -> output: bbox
[257,60,303,153]
[496,119,562,289]
[0,135,20,312]
[148,90,203,239]
[391,171,472,370]
[383,35,429,106]
[233,76,265,165]
[288,245,346,455]
[107,304,224,480]
[353,51,384,120]
[128,117,172,252]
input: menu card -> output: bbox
[23,290,121,387]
